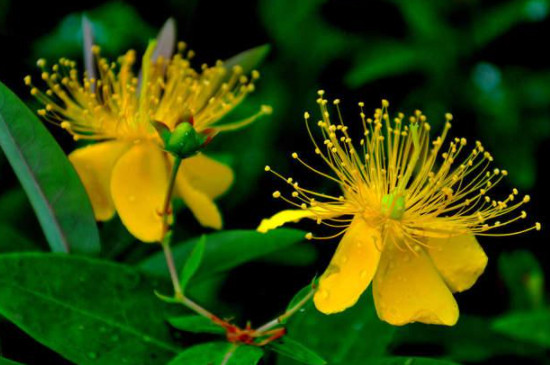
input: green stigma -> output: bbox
[381,193,406,220]
[152,120,208,159]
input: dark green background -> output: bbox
[1,0,549,364]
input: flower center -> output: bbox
[381,192,406,220]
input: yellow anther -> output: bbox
[333,99,340,105]
[535,222,541,231]
[272,191,281,198]
[264,165,271,172]
[305,232,313,240]
[36,59,46,68]
[381,99,389,107]
[445,113,453,121]
[521,211,527,219]
[523,195,531,203]
[304,112,310,119]
[292,192,299,198]
[292,152,298,159]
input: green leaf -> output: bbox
[224,44,271,74]
[492,310,550,348]
[138,229,305,280]
[179,236,206,294]
[0,253,178,364]
[0,81,100,255]
[32,2,154,60]
[0,357,25,365]
[168,315,225,335]
[167,342,263,365]
[278,288,395,365]
[269,337,326,365]
[368,358,460,365]
[394,315,544,362]
[498,250,545,310]
[0,224,42,253]
[285,279,317,314]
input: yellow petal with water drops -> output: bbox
[314,218,382,314]
[180,153,234,199]
[177,173,223,230]
[69,141,130,221]
[373,242,459,326]
[427,230,488,293]
[110,143,168,243]
[257,209,318,233]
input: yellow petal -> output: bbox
[427,232,488,293]
[110,143,168,243]
[69,141,130,221]
[177,173,222,229]
[179,153,234,199]
[373,243,459,326]
[257,209,317,233]
[314,218,382,314]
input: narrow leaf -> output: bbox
[368,358,460,365]
[152,18,176,62]
[0,82,100,255]
[179,235,206,294]
[81,16,96,83]
[492,310,550,348]
[168,315,225,335]
[167,342,263,365]
[224,44,271,74]
[269,337,326,365]
[0,357,25,365]
[138,229,305,280]
[0,253,179,365]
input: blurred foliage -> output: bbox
[0,0,549,364]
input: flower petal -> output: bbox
[110,143,168,243]
[427,232,488,293]
[373,243,459,326]
[69,141,130,221]
[180,153,234,199]
[177,173,222,229]
[257,209,316,233]
[314,218,382,314]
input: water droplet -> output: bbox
[319,289,329,299]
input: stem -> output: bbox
[255,287,315,333]
[159,156,217,320]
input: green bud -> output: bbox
[152,121,208,159]
[381,193,406,220]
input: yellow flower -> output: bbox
[259,91,540,326]
[26,41,271,243]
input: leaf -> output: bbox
[394,315,544,362]
[0,224,42,253]
[224,44,271,74]
[168,315,225,335]
[167,342,263,365]
[492,310,550,348]
[0,253,179,365]
[498,250,545,310]
[0,357,25,365]
[179,235,206,294]
[278,288,395,365]
[368,358,460,365]
[269,337,326,365]
[138,229,305,280]
[285,279,317,314]
[0,81,100,255]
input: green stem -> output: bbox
[159,156,216,320]
[255,287,315,333]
